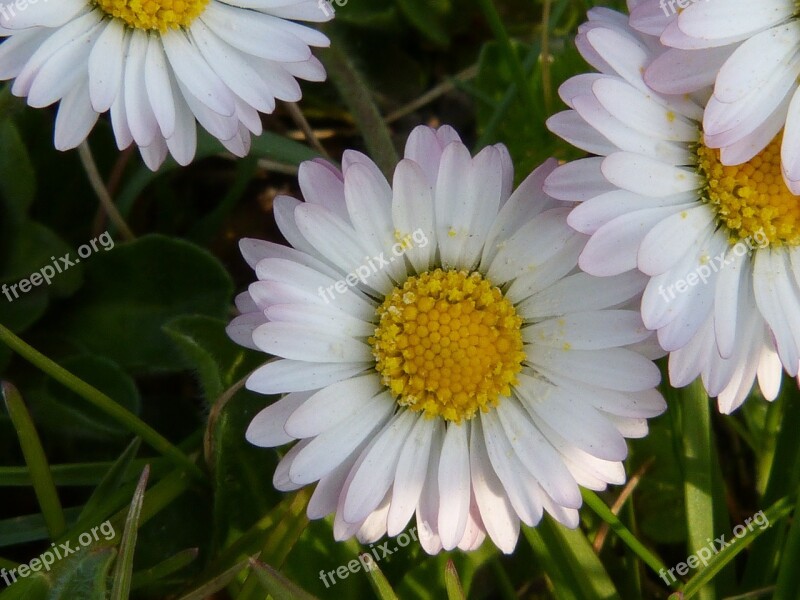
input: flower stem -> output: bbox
[78,141,136,242]
[321,40,399,179]
[582,489,674,584]
[0,324,204,480]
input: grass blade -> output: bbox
[248,558,320,600]
[445,559,466,600]
[175,557,253,600]
[2,381,66,539]
[362,553,400,600]
[678,494,796,599]
[773,488,800,599]
[0,325,203,480]
[582,490,669,578]
[674,380,729,598]
[79,438,142,522]
[131,548,199,590]
[525,515,621,600]
[110,465,150,600]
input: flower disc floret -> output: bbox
[697,135,800,246]
[95,0,209,31]
[370,269,525,423]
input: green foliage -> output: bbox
[0,1,798,599]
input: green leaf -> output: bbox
[362,553,400,600]
[37,355,141,440]
[131,548,199,590]
[175,557,252,600]
[56,234,233,373]
[395,0,450,45]
[671,379,731,598]
[242,489,311,593]
[249,558,320,600]
[473,34,586,179]
[209,388,282,550]
[110,465,149,600]
[0,571,51,599]
[743,385,800,587]
[0,119,35,221]
[0,286,49,335]
[524,517,621,600]
[243,131,322,165]
[679,495,795,599]
[0,459,160,488]
[331,0,398,28]
[79,438,142,523]
[0,507,82,548]
[774,490,800,599]
[0,546,117,600]
[444,560,466,600]
[47,547,117,600]
[2,381,66,539]
[164,315,262,402]
[1,221,84,298]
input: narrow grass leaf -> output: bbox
[362,553,400,600]
[2,381,66,539]
[110,465,150,600]
[445,559,466,600]
[131,548,199,590]
[249,557,320,600]
[79,438,142,522]
[679,494,796,599]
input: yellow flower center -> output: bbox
[696,134,800,246]
[369,269,525,423]
[94,0,210,31]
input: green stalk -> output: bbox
[582,490,672,583]
[743,384,800,587]
[2,382,66,539]
[321,39,399,180]
[678,379,726,599]
[0,324,204,480]
[773,486,800,599]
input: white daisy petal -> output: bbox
[284,374,383,439]
[0,0,328,168]
[230,124,663,556]
[469,419,520,554]
[437,423,471,551]
[550,8,797,410]
[342,410,417,523]
[387,417,441,536]
[289,391,394,485]
[245,391,312,447]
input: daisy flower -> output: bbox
[630,0,800,194]
[545,9,797,413]
[226,124,666,554]
[0,0,331,169]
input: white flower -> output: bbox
[227,124,666,554]
[631,0,800,194]
[546,9,798,413]
[0,0,331,169]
